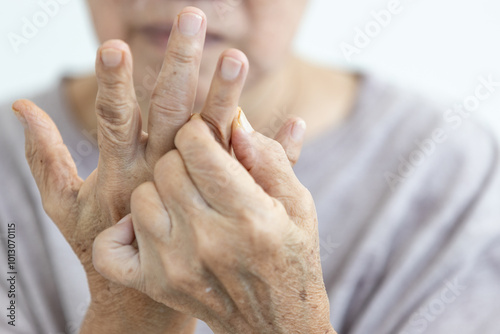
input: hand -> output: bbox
[93,113,336,334]
[12,6,253,333]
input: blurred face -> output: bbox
[87,0,308,108]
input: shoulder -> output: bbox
[300,72,500,191]
[298,72,500,241]
[350,75,500,247]
[359,75,500,195]
[311,75,500,332]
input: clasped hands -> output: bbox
[13,7,334,334]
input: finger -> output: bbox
[154,150,209,221]
[93,214,142,289]
[200,49,249,150]
[11,100,82,236]
[273,117,306,166]
[95,39,142,176]
[146,7,207,164]
[130,181,173,245]
[174,115,271,215]
[231,110,312,220]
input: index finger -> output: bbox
[174,115,272,215]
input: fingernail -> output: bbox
[101,48,123,68]
[178,12,203,36]
[221,56,242,81]
[238,108,254,133]
[291,119,306,141]
[12,106,28,129]
[117,214,132,225]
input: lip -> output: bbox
[138,24,224,50]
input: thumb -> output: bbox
[93,214,142,289]
[232,110,312,218]
[12,100,82,233]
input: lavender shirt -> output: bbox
[1,75,499,334]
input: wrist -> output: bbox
[82,269,195,334]
[208,319,336,334]
[82,300,196,334]
[205,294,335,334]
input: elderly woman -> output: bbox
[1,1,499,333]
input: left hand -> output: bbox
[93,112,336,334]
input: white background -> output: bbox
[1,0,499,131]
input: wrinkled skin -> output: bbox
[13,6,317,333]
[93,113,335,333]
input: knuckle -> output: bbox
[268,139,285,155]
[196,228,226,264]
[258,136,284,157]
[97,131,125,155]
[302,188,316,213]
[199,239,225,267]
[97,69,129,88]
[163,259,196,291]
[244,200,286,248]
[249,209,281,239]
[149,95,190,125]
[292,184,314,208]
[234,204,259,222]
[95,96,135,123]
[166,46,198,65]
[254,227,282,253]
